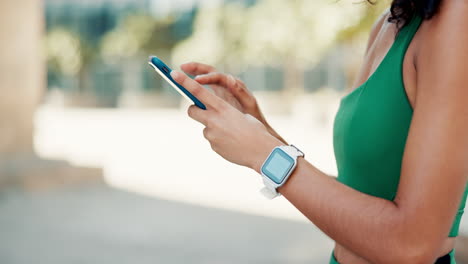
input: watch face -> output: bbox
[261,148,295,184]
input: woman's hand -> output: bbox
[180,62,287,144]
[171,70,283,172]
[181,62,248,113]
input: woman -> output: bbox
[170,0,468,263]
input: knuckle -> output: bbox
[210,143,218,152]
[187,106,195,117]
[203,128,209,139]
[192,86,203,97]
[204,128,216,141]
[216,102,228,113]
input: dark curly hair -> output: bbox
[383,0,443,29]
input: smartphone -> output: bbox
[148,56,206,110]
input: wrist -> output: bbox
[264,125,288,145]
[250,134,283,174]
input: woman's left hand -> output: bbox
[171,70,282,172]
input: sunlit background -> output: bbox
[1,0,467,263]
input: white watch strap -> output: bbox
[260,186,279,199]
[261,177,280,199]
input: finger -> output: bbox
[195,73,236,90]
[187,105,208,125]
[181,62,217,76]
[226,74,242,94]
[203,127,212,141]
[229,77,254,104]
[196,73,240,96]
[234,77,249,93]
[196,73,252,107]
[171,70,223,110]
[230,76,256,108]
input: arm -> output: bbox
[256,3,468,263]
[172,3,467,263]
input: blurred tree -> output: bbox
[45,2,120,97]
[173,0,380,93]
[334,0,389,91]
[100,14,189,62]
[100,12,195,101]
[45,9,194,104]
[336,0,390,44]
[45,27,95,94]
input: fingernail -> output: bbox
[228,74,237,86]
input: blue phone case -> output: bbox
[148,56,206,110]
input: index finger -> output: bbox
[195,72,237,89]
[171,70,223,110]
[181,62,217,76]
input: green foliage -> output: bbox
[45,27,91,76]
[336,0,390,44]
[44,1,391,95]
[173,0,379,70]
[100,14,182,63]
[46,12,187,74]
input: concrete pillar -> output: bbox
[0,0,102,189]
[0,0,44,156]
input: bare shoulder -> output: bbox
[371,9,390,36]
[365,9,390,52]
[416,0,468,102]
[424,0,468,34]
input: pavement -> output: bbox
[32,98,340,224]
[32,103,468,233]
[0,184,332,264]
[4,98,463,264]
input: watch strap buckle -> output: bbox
[260,186,280,199]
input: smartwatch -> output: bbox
[260,145,304,199]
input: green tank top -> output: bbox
[333,15,468,237]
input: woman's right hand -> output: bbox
[181,62,287,144]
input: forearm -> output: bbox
[254,156,420,264]
[265,124,288,145]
